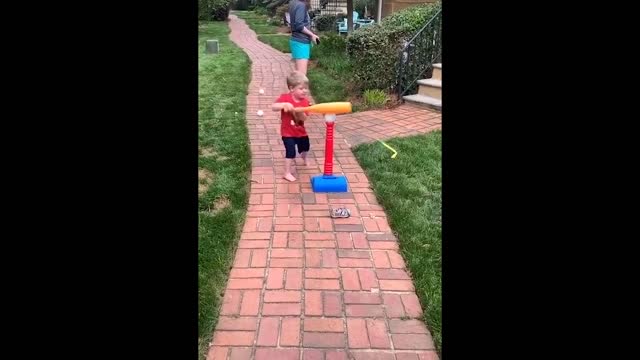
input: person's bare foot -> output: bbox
[283,173,296,182]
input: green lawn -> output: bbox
[307,68,348,104]
[352,131,442,354]
[198,21,251,359]
[310,34,353,78]
[234,11,280,34]
[257,34,290,53]
[306,34,353,104]
[251,25,280,34]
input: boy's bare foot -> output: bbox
[283,173,296,182]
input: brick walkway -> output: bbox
[207,14,439,360]
[337,107,441,147]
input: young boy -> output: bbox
[271,71,311,182]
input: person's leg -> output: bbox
[290,151,298,176]
[290,40,311,75]
[297,136,311,166]
[282,137,297,182]
[299,151,308,166]
[285,158,297,181]
[295,59,308,75]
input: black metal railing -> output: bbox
[396,9,442,99]
[309,0,344,31]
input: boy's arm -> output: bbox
[272,102,295,112]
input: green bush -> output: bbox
[345,25,408,91]
[199,0,233,20]
[275,3,289,25]
[314,14,344,32]
[382,2,441,30]
[315,32,348,54]
[233,0,250,10]
[254,5,268,15]
[362,89,389,108]
[266,0,288,15]
[311,33,352,77]
[346,2,441,91]
[268,17,281,26]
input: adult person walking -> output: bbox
[288,0,320,75]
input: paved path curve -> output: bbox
[206,14,440,360]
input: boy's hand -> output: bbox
[293,111,306,126]
[282,103,294,112]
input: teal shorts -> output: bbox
[290,39,311,60]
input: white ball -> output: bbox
[259,89,265,94]
[257,110,264,116]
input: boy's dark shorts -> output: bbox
[282,136,310,159]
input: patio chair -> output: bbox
[337,11,375,34]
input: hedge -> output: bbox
[199,0,233,21]
[346,2,441,91]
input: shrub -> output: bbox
[233,0,250,10]
[311,33,352,76]
[315,32,348,54]
[254,5,268,15]
[362,89,389,108]
[346,25,408,91]
[314,14,344,32]
[382,2,441,30]
[268,17,281,26]
[266,0,288,15]
[275,3,289,25]
[199,0,233,21]
[346,2,441,91]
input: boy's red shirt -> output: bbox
[276,93,309,137]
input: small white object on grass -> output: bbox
[257,110,264,116]
[259,89,265,94]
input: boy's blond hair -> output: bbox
[287,71,309,89]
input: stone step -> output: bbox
[403,94,441,111]
[432,63,441,81]
[417,78,441,100]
